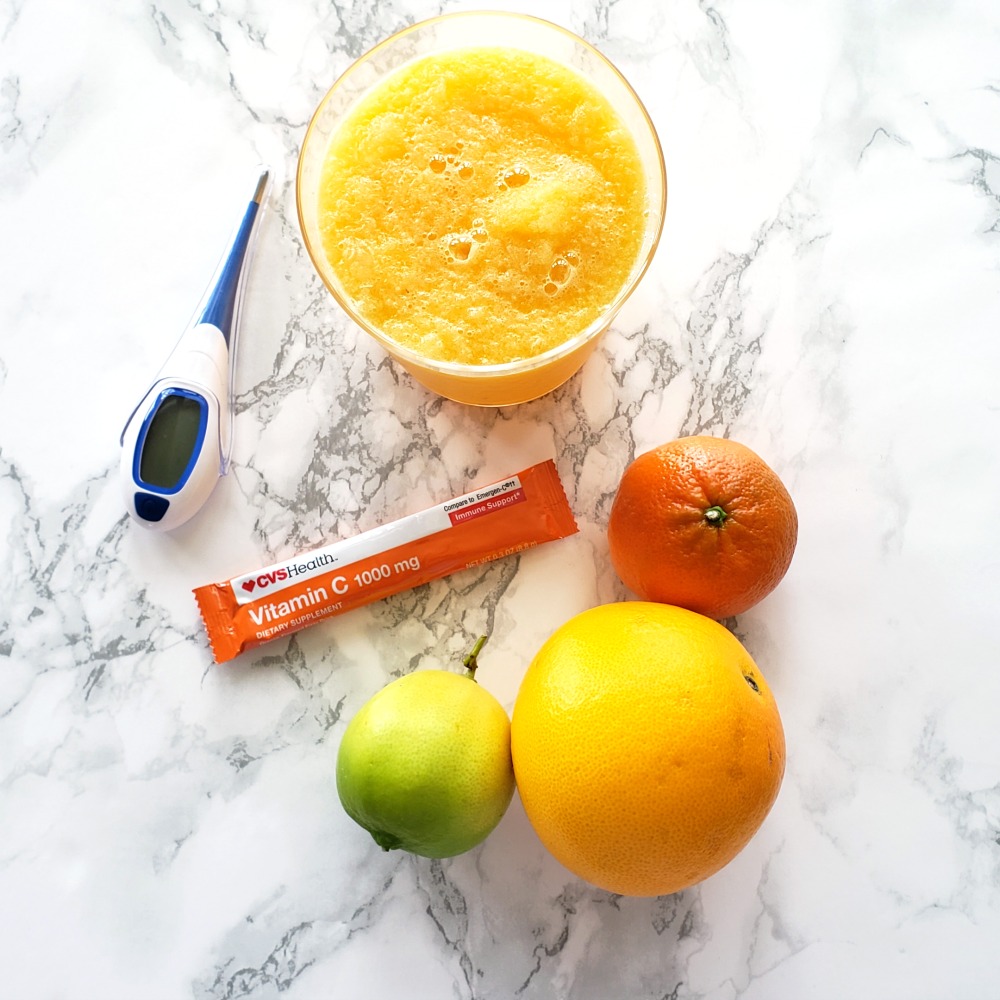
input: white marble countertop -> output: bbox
[3,0,999,996]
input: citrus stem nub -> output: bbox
[703,505,728,527]
[370,829,404,852]
[463,635,489,679]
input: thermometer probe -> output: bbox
[120,166,270,531]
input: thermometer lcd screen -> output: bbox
[139,392,205,489]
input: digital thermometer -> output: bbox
[120,166,270,531]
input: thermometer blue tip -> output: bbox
[196,199,262,343]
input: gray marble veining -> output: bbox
[2,0,999,996]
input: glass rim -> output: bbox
[295,10,668,380]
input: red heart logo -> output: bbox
[241,579,255,593]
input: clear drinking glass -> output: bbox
[297,12,667,407]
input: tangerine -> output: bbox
[510,602,785,897]
[607,435,798,619]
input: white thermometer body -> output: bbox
[120,168,269,531]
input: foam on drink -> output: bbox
[316,47,648,367]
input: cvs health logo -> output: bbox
[240,568,288,594]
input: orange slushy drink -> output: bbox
[299,15,665,405]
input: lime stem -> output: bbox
[463,635,489,679]
[704,505,728,527]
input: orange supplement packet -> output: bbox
[194,460,578,663]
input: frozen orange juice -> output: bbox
[298,14,666,405]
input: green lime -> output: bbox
[336,642,516,859]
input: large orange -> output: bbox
[607,435,798,619]
[511,602,785,897]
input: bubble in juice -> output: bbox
[448,236,473,261]
[501,164,531,188]
[550,258,571,284]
